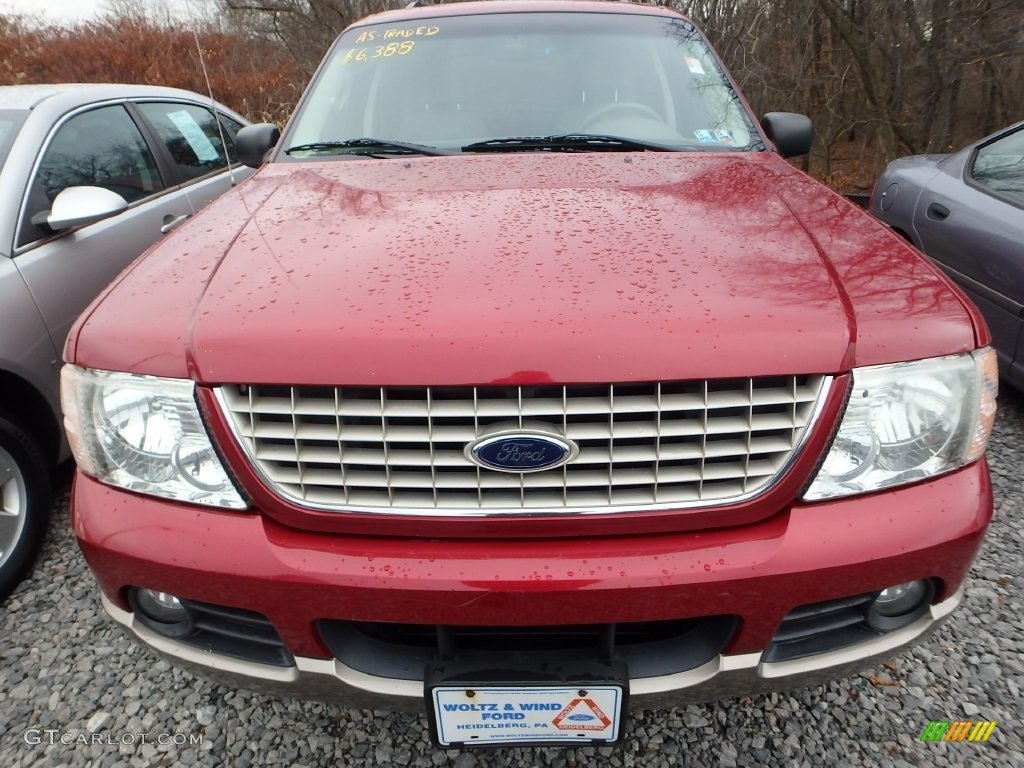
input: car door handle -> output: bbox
[161,213,190,234]
[926,203,950,221]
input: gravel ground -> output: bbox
[1,390,1021,768]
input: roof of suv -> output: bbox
[350,0,682,28]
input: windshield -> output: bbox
[285,11,759,155]
[0,109,26,168]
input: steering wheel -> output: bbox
[582,101,665,129]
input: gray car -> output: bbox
[0,84,250,600]
[870,121,1024,391]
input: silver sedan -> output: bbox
[870,122,1024,392]
[0,84,250,601]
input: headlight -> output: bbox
[804,348,997,500]
[61,366,247,509]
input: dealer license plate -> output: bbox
[429,685,624,747]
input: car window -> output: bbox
[17,104,164,248]
[136,102,237,181]
[219,114,244,164]
[970,126,1024,206]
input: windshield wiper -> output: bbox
[285,138,455,157]
[462,134,687,153]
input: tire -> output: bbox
[0,413,51,603]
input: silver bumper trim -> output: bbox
[102,586,963,710]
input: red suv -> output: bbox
[61,1,996,748]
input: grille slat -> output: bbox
[218,376,828,515]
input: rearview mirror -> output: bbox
[45,186,129,231]
[236,123,281,168]
[760,113,813,158]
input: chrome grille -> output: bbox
[216,376,829,515]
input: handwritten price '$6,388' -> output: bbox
[342,41,416,64]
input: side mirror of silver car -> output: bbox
[45,186,129,231]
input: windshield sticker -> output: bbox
[686,57,706,75]
[694,129,735,144]
[166,110,220,163]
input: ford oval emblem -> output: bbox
[466,430,577,473]
[567,714,596,722]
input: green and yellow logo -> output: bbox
[920,720,997,742]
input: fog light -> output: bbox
[867,580,932,631]
[132,588,190,625]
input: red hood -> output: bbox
[69,152,979,384]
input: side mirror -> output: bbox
[236,123,281,168]
[761,112,813,158]
[44,186,129,231]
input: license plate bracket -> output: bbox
[425,660,628,748]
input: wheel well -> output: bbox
[0,370,62,466]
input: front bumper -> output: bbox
[74,461,991,709]
[100,587,962,711]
